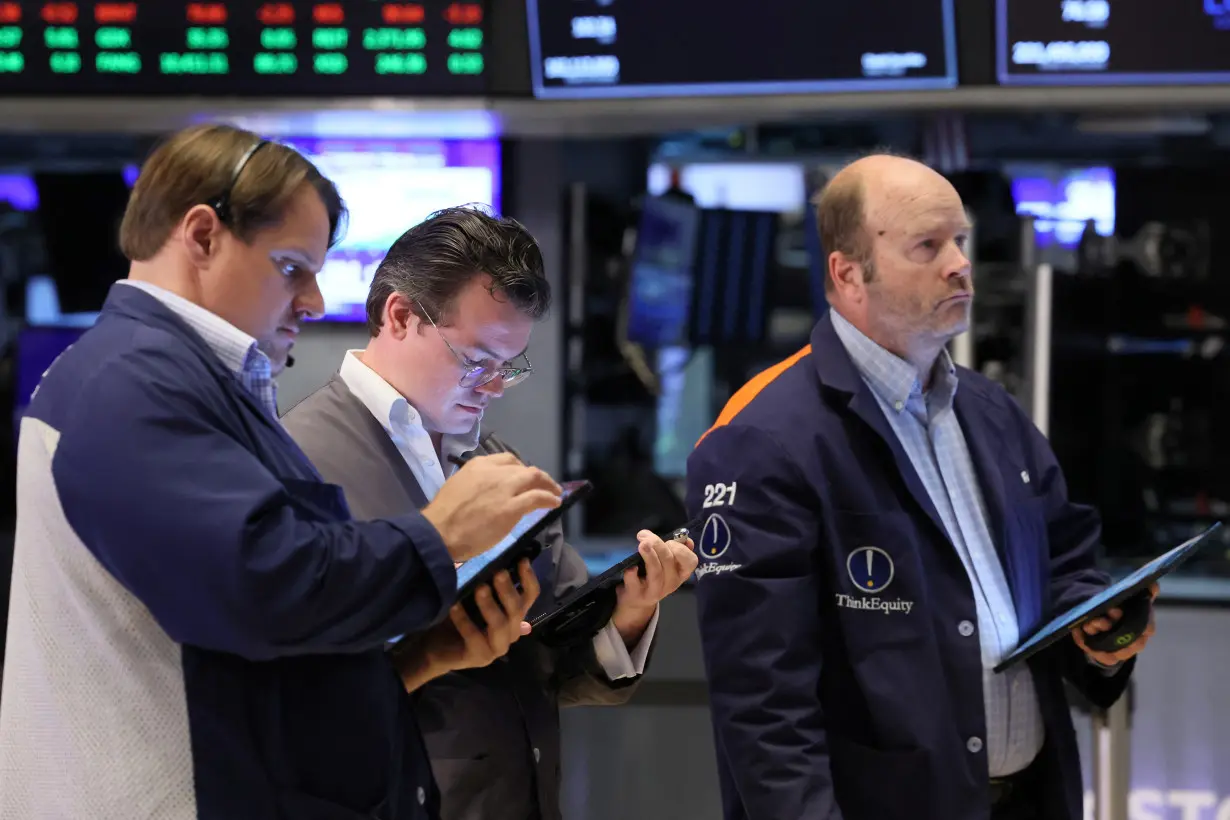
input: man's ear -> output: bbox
[180,204,225,268]
[828,251,864,299]
[385,293,421,340]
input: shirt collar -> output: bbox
[338,350,481,455]
[829,309,959,415]
[117,279,265,377]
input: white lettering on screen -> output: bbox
[543,55,620,82]
[861,51,927,77]
[1011,40,1110,69]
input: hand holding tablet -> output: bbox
[394,559,542,692]
[993,523,1221,673]
[1071,582,1159,667]
[454,480,593,629]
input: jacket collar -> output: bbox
[808,310,1018,600]
[99,282,292,444]
[809,309,1001,410]
[100,282,239,384]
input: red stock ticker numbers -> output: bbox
[0,1,486,94]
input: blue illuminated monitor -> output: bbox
[1008,166,1115,249]
[527,0,957,98]
[281,138,502,322]
[625,196,701,348]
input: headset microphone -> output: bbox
[285,355,295,368]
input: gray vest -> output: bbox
[281,374,641,820]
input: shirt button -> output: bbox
[893,401,904,412]
[533,747,541,763]
[958,620,975,637]
[424,459,435,467]
[967,736,983,754]
[416,786,426,805]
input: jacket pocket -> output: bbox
[828,732,931,820]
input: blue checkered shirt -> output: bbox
[118,281,278,417]
[831,309,1044,777]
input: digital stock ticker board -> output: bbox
[0,1,487,94]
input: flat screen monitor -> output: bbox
[647,162,806,214]
[625,195,700,349]
[527,0,957,98]
[1008,165,1115,249]
[0,1,486,95]
[3,163,165,325]
[998,0,1230,85]
[282,137,501,322]
[690,208,777,347]
[653,345,712,479]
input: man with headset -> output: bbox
[687,154,1156,820]
[0,125,559,820]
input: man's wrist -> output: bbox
[1086,653,1123,673]
[396,644,450,692]
[611,603,656,647]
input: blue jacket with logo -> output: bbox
[685,313,1133,820]
[0,285,454,820]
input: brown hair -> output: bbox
[813,175,872,294]
[119,123,346,261]
[365,205,550,337]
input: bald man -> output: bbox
[686,155,1155,820]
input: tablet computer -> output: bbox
[530,519,699,643]
[993,522,1221,673]
[387,480,592,650]
[457,479,592,627]
[529,550,638,638]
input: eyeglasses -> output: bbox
[421,308,533,389]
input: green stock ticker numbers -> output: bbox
[0,2,486,93]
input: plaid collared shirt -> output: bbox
[118,280,277,417]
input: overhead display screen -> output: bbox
[283,136,501,322]
[999,0,1230,85]
[0,1,486,95]
[526,0,957,99]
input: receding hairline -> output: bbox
[817,154,964,237]
[814,167,864,208]
[812,166,873,261]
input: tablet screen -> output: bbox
[455,482,583,589]
[1003,524,1218,663]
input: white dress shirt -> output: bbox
[338,350,656,679]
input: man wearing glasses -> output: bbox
[279,206,696,820]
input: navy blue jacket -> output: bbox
[685,313,1132,820]
[1,285,454,820]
